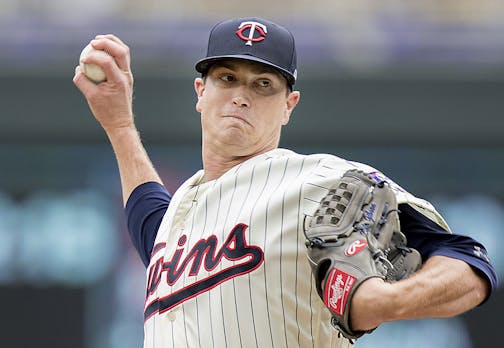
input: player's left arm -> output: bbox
[350,255,489,331]
[349,203,497,332]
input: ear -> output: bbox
[282,90,300,125]
[194,77,205,112]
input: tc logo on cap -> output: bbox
[236,21,267,46]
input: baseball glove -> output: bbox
[304,169,421,340]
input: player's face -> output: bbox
[194,59,300,158]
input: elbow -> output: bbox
[471,268,491,306]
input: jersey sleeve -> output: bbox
[124,181,171,267]
[398,203,498,296]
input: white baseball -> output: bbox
[79,43,109,83]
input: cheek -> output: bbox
[197,89,224,114]
[261,101,288,125]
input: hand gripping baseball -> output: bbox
[73,35,134,132]
[304,169,421,340]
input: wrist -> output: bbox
[350,277,397,331]
[103,122,144,155]
[104,121,137,138]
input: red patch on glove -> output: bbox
[324,269,356,316]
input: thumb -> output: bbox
[73,65,98,97]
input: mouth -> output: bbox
[223,114,251,126]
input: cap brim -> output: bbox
[195,55,295,86]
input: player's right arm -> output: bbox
[73,34,162,205]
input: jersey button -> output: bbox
[167,309,178,321]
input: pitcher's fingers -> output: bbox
[73,65,100,97]
[81,48,133,87]
[88,36,131,73]
[95,34,128,47]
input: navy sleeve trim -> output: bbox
[125,182,171,267]
[399,203,498,295]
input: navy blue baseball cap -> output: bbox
[195,17,297,86]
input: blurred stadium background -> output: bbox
[0,1,503,347]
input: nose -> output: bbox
[232,86,250,107]
[232,96,249,107]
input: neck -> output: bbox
[201,144,277,181]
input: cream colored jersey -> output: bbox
[143,148,447,348]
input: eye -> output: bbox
[256,79,271,88]
[219,74,236,82]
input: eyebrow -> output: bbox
[213,60,279,76]
[209,59,291,91]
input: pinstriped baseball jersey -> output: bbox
[143,148,447,348]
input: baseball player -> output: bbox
[73,17,497,348]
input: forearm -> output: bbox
[73,35,162,204]
[106,124,162,205]
[351,255,489,331]
[391,256,488,319]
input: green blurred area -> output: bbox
[1,74,503,147]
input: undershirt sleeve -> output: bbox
[398,203,498,295]
[124,181,171,267]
